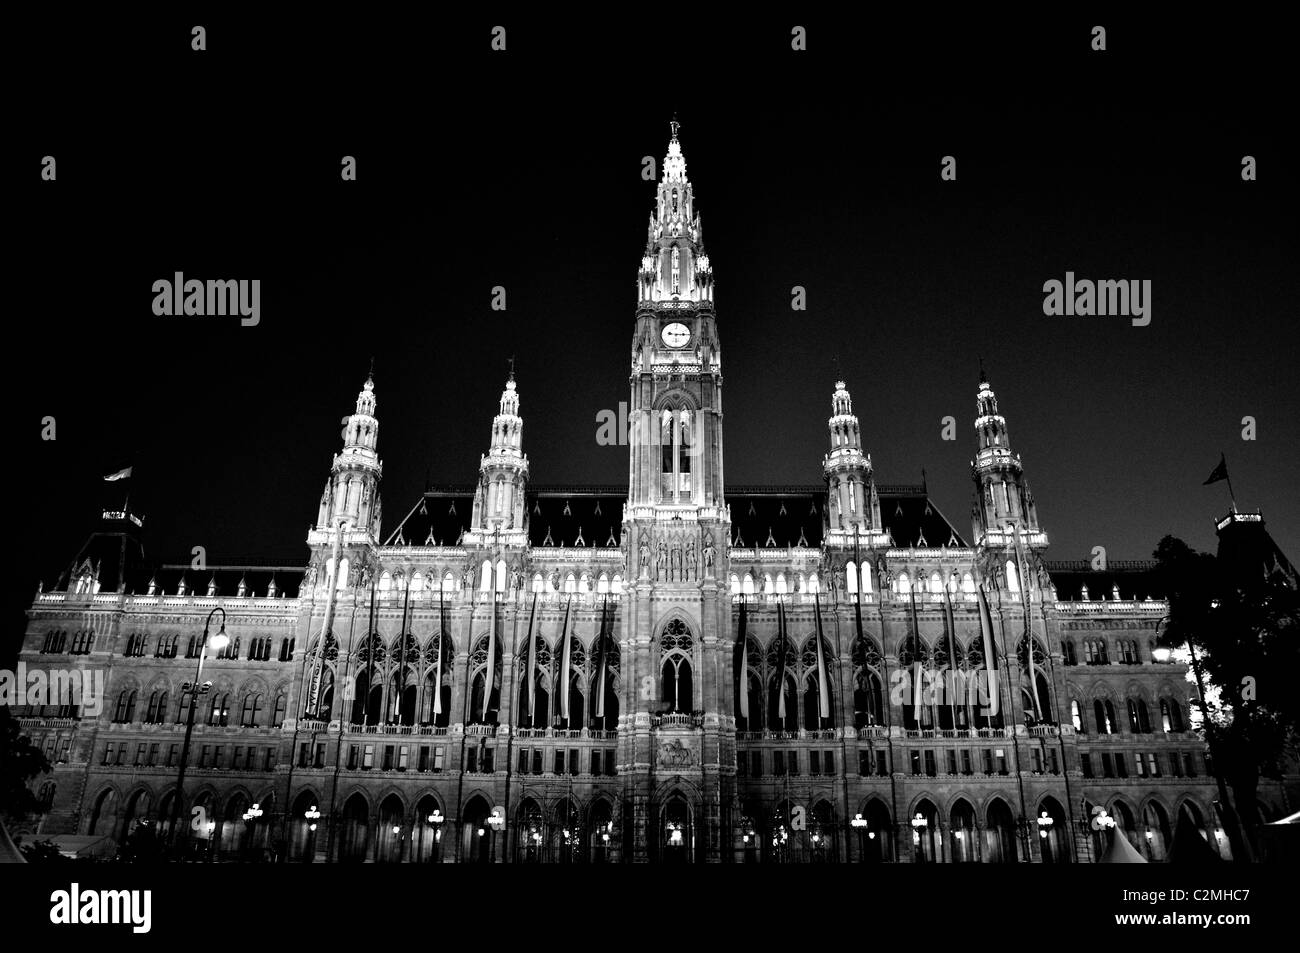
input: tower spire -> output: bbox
[469,372,529,543]
[971,373,1043,548]
[823,380,885,546]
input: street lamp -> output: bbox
[168,606,228,851]
[1037,811,1054,839]
[304,805,321,863]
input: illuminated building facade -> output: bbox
[15,127,1288,863]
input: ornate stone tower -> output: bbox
[467,372,530,548]
[301,370,384,720]
[823,380,887,548]
[970,372,1043,551]
[621,121,733,860]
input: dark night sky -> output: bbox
[11,13,1297,648]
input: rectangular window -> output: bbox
[553,750,564,775]
[518,749,530,774]
[298,742,309,768]
[148,743,159,767]
[591,750,602,776]
[363,744,375,769]
[946,749,958,775]
[200,745,211,769]
[1183,752,1197,777]
[168,743,179,768]
[924,750,937,777]
[232,745,244,770]
[608,749,618,774]
[1049,749,1059,774]
[961,750,973,775]
[398,745,410,771]
[264,748,275,771]
[910,750,922,775]
[995,749,1008,775]
[1170,751,1183,777]
[875,750,888,776]
[824,751,834,776]
[466,747,478,773]
[982,749,993,775]
[1101,752,1114,777]
[773,751,786,775]
[1147,753,1159,777]
[102,744,112,766]
[1081,753,1094,778]
[809,751,821,775]
[1116,754,1128,778]
[1134,752,1145,777]
[383,745,394,771]
[134,743,146,766]
[434,747,445,772]
[531,749,542,775]
[485,747,496,773]
[349,745,360,770]
[787,750,799,775]
[859,750,871,776]
[569,748,579,775]
[419,745,430,772]
[212,746,223,769]
[1031,749,1043,774]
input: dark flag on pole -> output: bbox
[1203,454,1229,485]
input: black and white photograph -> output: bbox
[3,10,1296,938]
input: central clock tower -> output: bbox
[621,121,734,861]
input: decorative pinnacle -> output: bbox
[670,115,680,141]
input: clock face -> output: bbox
[661,322,691,348]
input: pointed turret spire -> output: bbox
[313,368,383,536]
[469,372,530,542]
[639,119,712,305]
[823,380,884,545]
[971,370,1043,547]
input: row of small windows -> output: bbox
[375,566,626,595]
[39,630,96,654]
[101,740,277,771]
[1080,750,1204,779]
[112,689,288,728]
[1068,697,1186,735]
[1062,638,1149,666]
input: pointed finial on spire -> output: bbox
[366,356,375,387]
[670,114,680,141]
[978,355,987,385]
[508,354,516,381]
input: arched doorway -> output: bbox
[414,795,443,863]
[339,793,370,863]
[462,796,493,863]
[950,799,977,862]
[289,791,318,862]
[911,799,941,863]
[88,788,120,839]
[377,794,406,862]
[555,798,583,862]
[589,799,614,863]
[858,799,892,862]
[660,795,692,863]
[1111,800,1139,854]
[808,801,835,861]
[737,805,762,863]
[985,799,1018,863]
[1142,801,1172,861]
[516,798,545,863]
[1037,797,1070,863]
[220,793,249,859]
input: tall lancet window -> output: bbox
[661,410,676,502]
[671,247,680,295]
[677,411,692,498]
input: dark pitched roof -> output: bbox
[1043,561,1163,601]
[386,487,625,549]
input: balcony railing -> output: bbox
[652,713,702,729]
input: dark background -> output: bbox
[9,12,1297,656]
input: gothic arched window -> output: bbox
[660,620,694,712]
